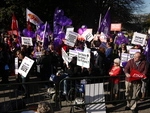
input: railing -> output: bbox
[0,75,149,113]
[0,79,58,113]
[58,75,150,113]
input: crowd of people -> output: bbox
[0,31,149,113]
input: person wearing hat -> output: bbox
[109,58,122,101]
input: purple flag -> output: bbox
[99,7,111,36]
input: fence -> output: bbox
[57,75,150,113]
[0,75,149,113]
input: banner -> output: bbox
[131,32,147,46]
[110,23,121,31]
[21,37,33,46]
[18,56,34,77]
[77,51,90,68]
[64,31,78,47]
[26,8,43,26]
[129,69,147,81]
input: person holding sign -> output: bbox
[124,52,148,113]
[17,50,30,98]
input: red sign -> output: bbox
[110,23,122,31]
[129,69,147,81]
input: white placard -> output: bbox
[62,48,69,66]
[85,83,106,113]
[34,52,42,58]
[82,30,94,42]
[68,49,78,62]
[66,27,74,32]
[64,31,78,47]
[21,37,33,46]
[18,56,34,77]
[126,45,133,51]
[77,51,90,68]
[131,32,147,46]
[128,49,141,60]
[120,53,129,67]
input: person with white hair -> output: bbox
[109,58,122,101]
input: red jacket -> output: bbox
[109,66,121,84]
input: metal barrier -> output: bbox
[0,75,150,113]
[57,75,150,113]
[0,80,58,113]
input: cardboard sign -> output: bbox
[62,48,69,66]
[21,37,33,46]
[110,23,122,31]
[77,51,90,68]
[85,83,106,113]
[131,32,147,46]
[82,29,94,42]
[18,56,34,77]
[64,31,78,47]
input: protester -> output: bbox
[124,52,148,113]
[109,58,122,100]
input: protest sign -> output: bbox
[120,53,129,67]
[131,32,147,46]
[128,49,141,60]
[21,37,33,46]
[68,49,78,62]
[62,48,69,66]
[64,31,78,47]
[82,29,94,42]
[77,51,90,68]
[129,69,147,81]
[110,23,122,31]
[18,56,34,77]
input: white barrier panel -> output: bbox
[85,83,106,113]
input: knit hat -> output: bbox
[114,58,121,64]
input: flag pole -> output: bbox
[97,13,102,34]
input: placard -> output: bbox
[18,56,34,77]
[62,48,69,66]
[82,29,94,42]
[120,53,129,67]
[77,51,90,68]
[64,31,78,47]
[68,49,78,62]
[128,49,141,60]
[131,32,147,46]
[85,83,106,113]
[21,37,33,46]
[110,23,122,31]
